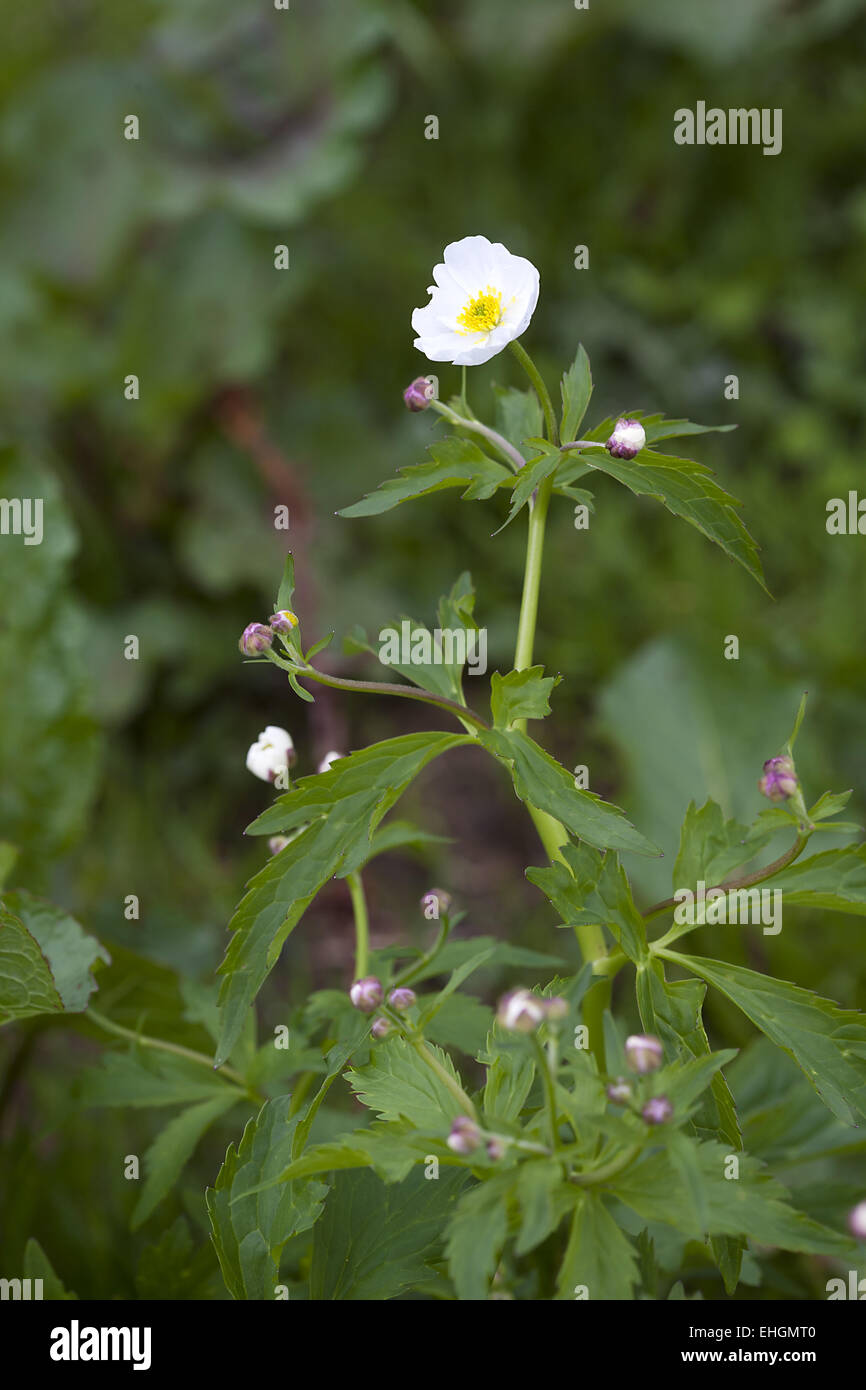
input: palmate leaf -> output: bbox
[607,1139,853,1257]
[665,950,866,1127]
[216,731,469,1065]
[579,445,766,592]
[338,436,511,517]
[0,893,110,1025]
[206,1097,328,1301]
[480,727,660,856]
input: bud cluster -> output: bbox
[238,608,300,658]
[496,988,567,1034]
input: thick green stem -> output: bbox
[347,871,369,980]
[85,1007,253,1097]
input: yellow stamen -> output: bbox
[456,285,503,336]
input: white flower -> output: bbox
[317,750,343,774]
[411,235,540,367]
[246,725,295,783]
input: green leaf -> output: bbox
[673,800,778,891]
[809,789,854,822]
[479,727,660,856]
[217,731,470,1064]
[556,1192,639,1300]
[362,573,482,703]
[608,1139,853,1256]
[426,993,494,1055]
[761,845,866,913]
[23,1239,77,1300]
[274,552,295,613]
[338,436,511,517]
[637,413,737,445]
[560,344,593,444]
[80,1049,234,1108]
[347,1036,467,1130]
[0,843,19,892]
[417,946,495,1028]
[495,447,561,533]
[665,950,866,1127]
[526,842,605,927]
[133,1092,240,1228]
[310,1166,467,1300]
[490,666,559,728]
[206,1097,328,1300]
[514,1159,572,1256]
[445,1176,512,1300]
[580,446,767,592]
[481,1024,536,1123]
[357,819,452,868]
[493,384,543,461]
[564,851,649,962]
[0,893,110,1024]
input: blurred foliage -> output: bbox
[2,0,866,1297]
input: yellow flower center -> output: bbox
[456,286,503,336]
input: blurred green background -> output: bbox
[2,0,865,1298]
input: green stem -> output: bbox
[644,832,810,927]
[570,1142,643,1187]
[392,914,451,988]
[347,871,369,980]
[85,1007,254,1098]
[271,657,489,733]
[429,399,525,473]
[533,1035,560,1150]
[509,340,559,446]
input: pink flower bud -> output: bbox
[606,418,646,460]
[758,755,799,802]
[238,622,273,656]
[848,1200,866,1240]
[625,1033,664,1074]
[269,610,299,634]
[387,987,417,1013]
[642,1096,673,1125]
[403,376,436,412]
[496,988,546,1034]
[349,976,383,1013]
[543,996,568,1020]
[486,1138,506,1161]
[607,1079,633,1105]
[371,1017,392,1040]
[446,1116,481,1154]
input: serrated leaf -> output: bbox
[133,1092,240,1228]
[809,789,854,821]
[311,1166,467,1300]
[560,344,593,444]
[761,845,866,912]
[0,892,110,1023]
[216,732,470,1064]
[664,950,866,1127]
[556,1192,639,1300]
[206,1097,328,1300]
[495,450,561,533]
[338,436,511,517]
[347,1036,467,1130]
[673,800,778,891]
[445,1176,512,1300]
[565,851,649,962]
[580,446,767,592]
[490,666,558,729]
[515,1160,571,1256]
[480,727,659,856]
[481,1023,537,1124]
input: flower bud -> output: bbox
[446,1115,481,1154]
[238,622,273,656]
[421,887,451,919]
[625,1033,664,1074]
[317,750,343,774]
[486,1138,506,1161]
[606,418,646,460]
[268,836,290,855]
[847,1200,866,1240]
[758,755,798,803]
[349,976,383,1013]
[403,376,435,412]
[497,988,546,1034]
[642,1096,673,1125]
[543,996,568,1021]
[269,609,299,634]
[388,987,417,1013]
[371,1017,392,1040]
[607,1079,633,1105]
[246,725,295,783]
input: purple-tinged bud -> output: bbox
[486,1138,506,1161]
[239,622,273,656]
[607,1079,633,1105]
[403,376,436,412]
[421,887,451,919]
[606,418,646,460]
[317,750,343,774]
[642,1096,673,1125]
[371,1017,392,1040]
[497,988,546,1034]
[625,1033,664,1075]
[446,1115,481,1154]
[758,755,799,803]
[848,1200,866,1240]
[388,987,417,1013]
[269,609,299,634]
[543,996,568,1021]
[349,976,383,1013]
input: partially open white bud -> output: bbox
[497,988,546,1034]
[625,1033,664,1074]
[606,418,646,460]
